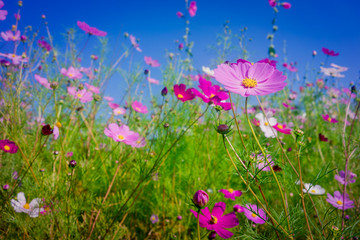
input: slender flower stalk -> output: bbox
[228,92,247,151]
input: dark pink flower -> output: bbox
[322,47,339,57]
[108,102,119,109]
[0,139,18,154]
[233,204,244,213]
[14,13,20,20]
[243,204,267,224]
[176,11,184,18]
[281,2,291,9]
[173,84,195,102]
[258,58,277,68]
[132,101,148,114]
[273,123,291,134]
[283,63,298,72]
[219,189,242,201]
[319,133,328,142]
[77,21,107,37]
[321,114,338,123]
[188,1,197,17]
[282,102,295,110]
[144,56,160,67]
[38,40,52,51]
[190,202,239,239]
[268,0,276,7]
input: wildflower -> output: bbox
[258,58,277,68]
[61,66,83,80]
[321,114,338,123]
[11,192,44,218]
[13,171,18,180]
[69,160,77,168]
[38,40,52,51]
[147,77,160,84]
[177,215,182,220]
[190,202,239,239]
[256,153,274,172]
[283,63,297,72]
[268,0,276,7]
[193,190,209,208]
[326,191,354,210]
[213,59,287,97]
[129,34,142,52]
[3,184,9,190]
[104,96,114,102]
[108,102,119,109]
[316,79,325,88]
[217,124,231,135]
[0,1,8,21]
[41,124,53,136]
[202,66,215,77]
[131,101,148,114]
[252,118,260,126]
[255,112,277,138]
[282,102,295,110]
[273,123,291,134]
[303,183,325,195]
[67,86,93,103]
[0,53,28,65]
[233,204,244,213]
[335,170,357,185]
[150,214,159,224]
[322,47,339,57]
[144,56,160,67]
[77,21,107,36]
[178,43,184,50]
[128,133,147,148]
[113,107,126,116]
[53,126,59,140]
[243,204,267,224]
[1,30,20,41]
[219,189,242,201]
[84,83,100,94]
[104,123,138,145]
[176,11,184,18]
[161,87,168,96]
[320,65,347,78]
[173,84,195,102]
[208,231,217,240]
[0,139,18,153]
[66,152,73,157]
[319,133,328,142]
[188,1,197,17]
[281,2,291,9]
[34,74,51,89]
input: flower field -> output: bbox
[0,0,359,239]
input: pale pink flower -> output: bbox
[132,101,148,114]
[113,107,126,116]
[34,74,51,89]
[1,30,20,41]
[104,123,139,145]
[0,0,8,21]
[147,77,160,84]
[61,66,83,80]
[84,83,100,94]
[108,102,119,109]
[77,21,107,37]
[0,53,28,65]
[104,96,114,102]
[144,56,160,67]
[67,86,93,103]
[129,35,142,52]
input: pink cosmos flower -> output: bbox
[84,83,100,94]
[282,102,295,110]
[316,79,325,88]
[61,66,83,80]
[0,139,18,153]
[0,0,8,21]
[38,40,52,51]
[243,204,267,224]
[14,13,20,20]
[233,204,244,213]
[147,77,160,84]
[214,59,287,97]
[273,123,291,134]
[322,47,339,57]
[188,1,197,17]
[144,56,160,67]
[281,2,291,9]
[129,34,142,52]
[1,30,20,41]
[34,74,51,89]
[77,21,107,37]
[258,58,277,68]
[104,123,139,145]
[256,154,274,171]
[108,102,119,109]
[192,77,231,110]
[321,114,338,123]
[190,202,239,239]
[252,118,260,126]
[113,107,126,116]
[67,86,93,103]
[173,84,195,102]
[0,53,28,65]
[53,126,59,140]
[335,170,357,185]
[176,11,184,18]
[283,63,298,72]
[127,132,147,148]
[104,96,114,102]
[326,191,354,210]
[268,0,276,7]
[132,101,148,114]
[219,189,242,201]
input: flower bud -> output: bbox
[164,123,169,128]
[41,124,53,135]
[90,55,98,60]
[312,50,317,56]
[161,87,168,96]
[144,69,149,75]
[193,190,209,208]
[208,231,217,240]
[3,184,9,190]
[176,215,182,221]
[216,124,230,135]
[94,95,101,102]
[50,82,58,89]
[18,1,23,7]
[293,128,304,137]
[69,160,77,168]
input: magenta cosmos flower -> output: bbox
[322,47,339,57]
[193,190,209,207]
[190,202,239,239]
[129,34,142,52]
[243,204,267,224]
[326,191,354,210]
[144,56,160,67]
[0,1,8,21]
[282,102,295,110]
[61,66,83,80]
[0,139,18,153]
[322,114,338,123]
[132,101,148,114]
[38,40,52,51]
[34,74,51,89]
[188,1,197,17]
[192,77,231,110]
[67,86,93,103]
[104,123,139,145]
[173,84,195,102]
[1,30,20,41]
[273,123,291,134]
[77,21,107,37]
[219,189,242,201]
[213,59,287,97]
[256,154,274,172]
[335,170,357,185]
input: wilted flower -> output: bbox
[41,124,53,136]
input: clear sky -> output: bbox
[1,0,359,99]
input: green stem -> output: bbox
[197,208,201,240]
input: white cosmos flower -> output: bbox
[302,183,325,195]
[320,66,346,78]
[11,192,44,218]
[202,66,214,77]
[255,112,277,138]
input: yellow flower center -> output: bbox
[277,125,283,129]
[118,135,124,140]
[228,188,234,193]
[77,93,82,98]
[264,122,269,126]
[327,117,332,122]
[242,77,257,88]
[210,215,218,224]
[23,203,30,209]
[336,200,343,205]
[12,36,17,40]
[12,54,16,58]
[4,145,10,151]
[136,107,141,112]
[311,190,316,193]
[177,94,184,99]
[251,213,257,218]
[55,121,62,128]
[69,73,73,77]
[209,94,215,98]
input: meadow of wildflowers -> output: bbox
[0,0,359,239]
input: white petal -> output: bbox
[255,113,264,121]
[11,199,24,213]
[269,118,277,126]
[17,192,26,205]
[29,198,42,208]
[29,207,43,218]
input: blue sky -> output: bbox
[1,0,359,100]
